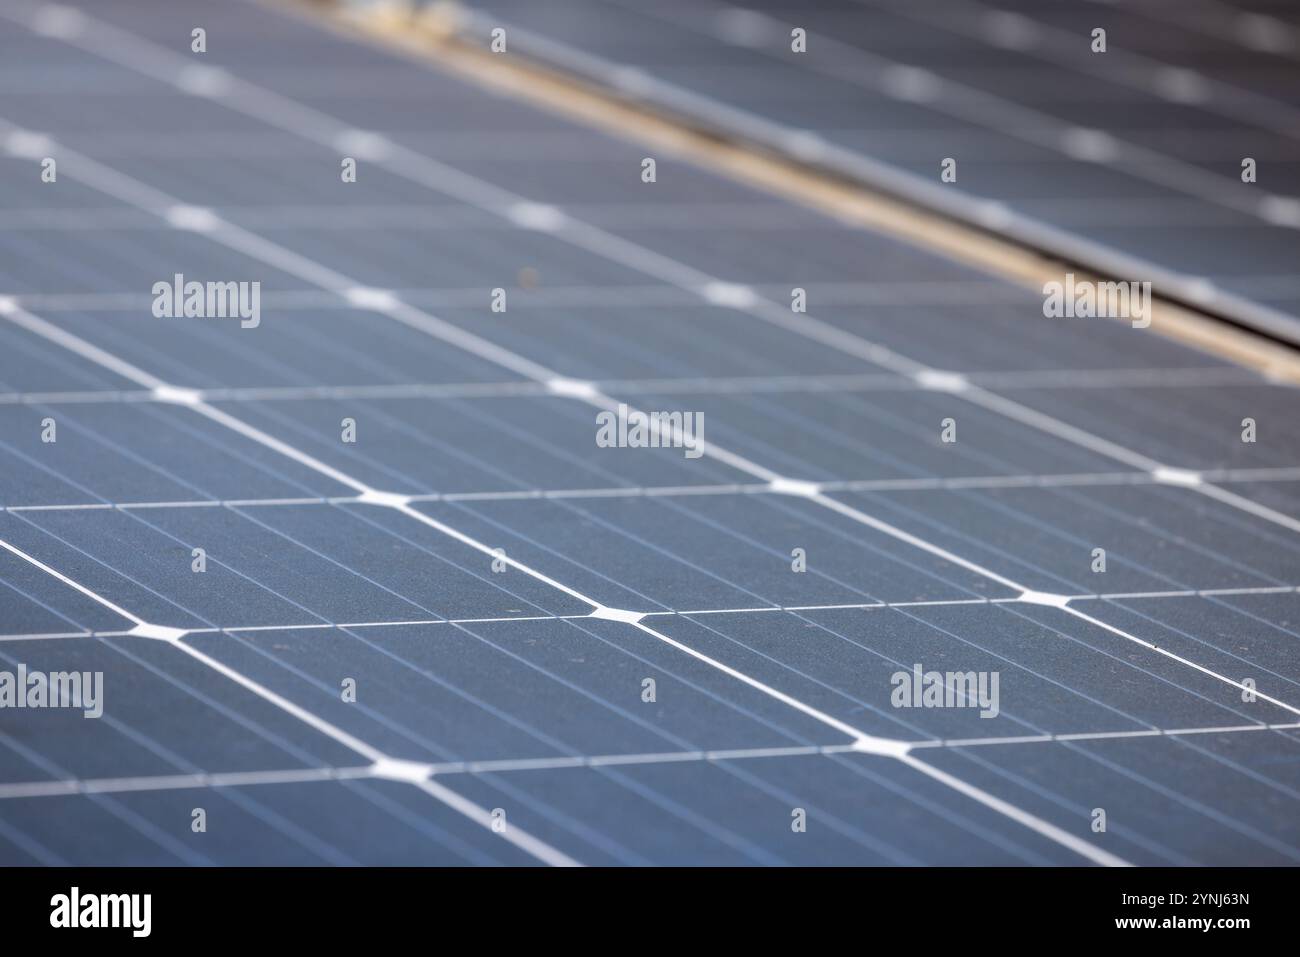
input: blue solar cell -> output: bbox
[0,0,1296,867]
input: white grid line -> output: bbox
[7,718,1295,800]
[2,193,1293,233]
[0,365,1280,407]
[1,583,1297,644]
[0,281,1041,310]
[5,464,1300,514]
[14,275,1300,309]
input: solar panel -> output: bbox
[0,0,1298,871]
[456,0,1300,343]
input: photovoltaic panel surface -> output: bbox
[458,0,1300,342]
[0,0,1297,866]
